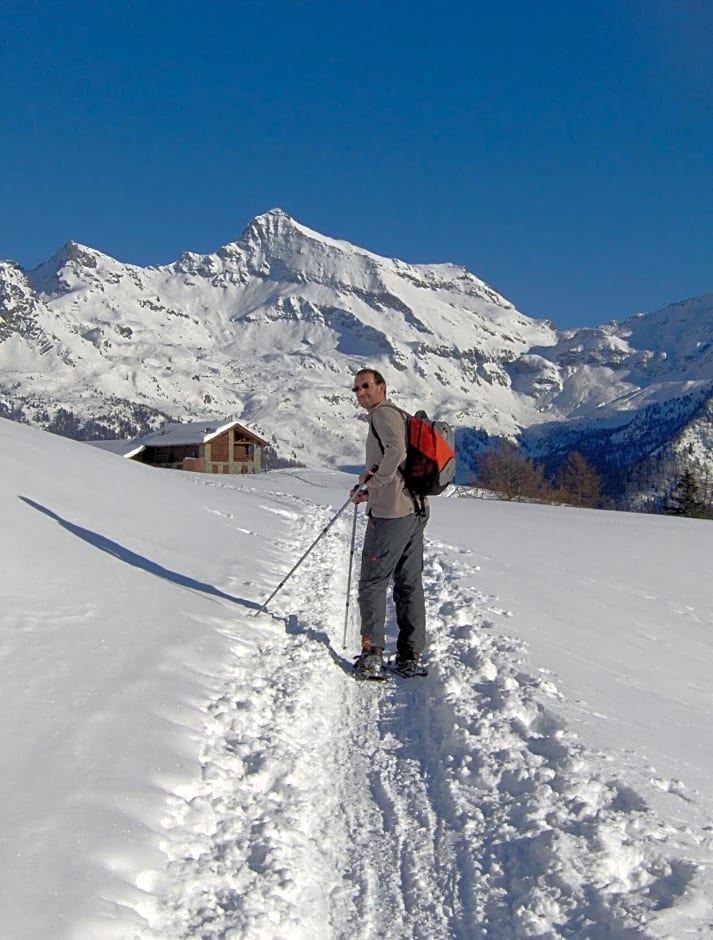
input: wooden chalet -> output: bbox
[127,420,269,475]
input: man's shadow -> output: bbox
[286,614,356,675]
[19,496,260,611]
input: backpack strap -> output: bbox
[368,402,407,460]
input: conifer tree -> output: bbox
[665,469,705,518]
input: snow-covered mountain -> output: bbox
[1,209,712,494]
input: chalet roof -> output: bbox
[84,419,270,460]
[89,438,140,457]
[135,419,269,448]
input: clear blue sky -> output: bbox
[2,0,711,328]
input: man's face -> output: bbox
[352,373,386,410]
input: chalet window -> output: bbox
[233,443,254,460]
[211,436,229,462]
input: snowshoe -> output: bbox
[388,656,428,678]
[353,647,386,681]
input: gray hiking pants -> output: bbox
[358,511,428,658]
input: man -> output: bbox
[350,368,428,680]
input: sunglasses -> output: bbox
[351,381,373,393]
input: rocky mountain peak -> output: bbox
[25,241,117,297]
[1,211,712,507]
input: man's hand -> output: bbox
[350,465,378,504]
[350,482,369,504]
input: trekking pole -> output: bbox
[254,495,355,616]
[340,466,377,646]
[342,502,360,648]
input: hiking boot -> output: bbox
[353,646,385,680]
[392,654,428,678]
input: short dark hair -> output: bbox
[355,368,386,387]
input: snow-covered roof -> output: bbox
[88,438,139,456]
[85,419,269,460]
[134,419,269,448]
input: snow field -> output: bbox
[135,504,354,939]
[421,548,688,938]
[2,420,710,939]
[138,493,694,939]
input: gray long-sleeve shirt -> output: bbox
[364,400,415,518]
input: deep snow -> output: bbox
[1,417,712,939]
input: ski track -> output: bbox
[136,496,699,940]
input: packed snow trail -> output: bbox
[138,489,693,939]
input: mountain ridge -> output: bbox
[1,208,712,503]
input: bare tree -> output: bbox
[555,451,602,508]
[476,440,548,501]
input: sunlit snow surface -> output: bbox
[1,417,712,939]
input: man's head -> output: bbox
[352,368,386,410]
